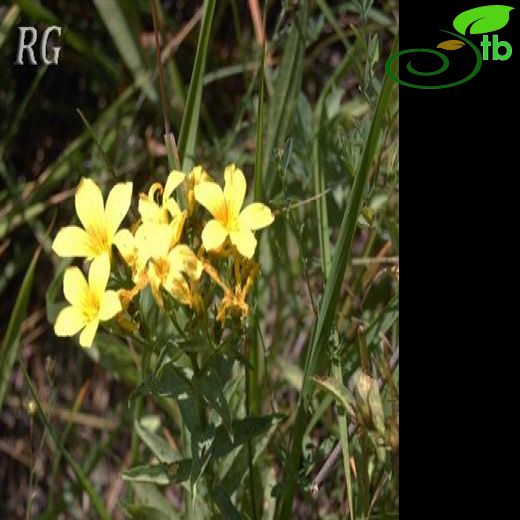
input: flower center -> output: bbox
[82,290,100,321]
[91,227,110,255]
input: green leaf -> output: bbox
[92,0,157,102]
[178,0,216,172]
[213,486,242,520]
[135,419,180,465]
[196,364,233,437]
[312,375,356,417]
[365,295,399,348]
[123,461,191,486]
[125,505,171,520]
[155,364,193,397]
[129,483,181,519]
[453,5,514,35]
[123,465,171,486]
[0,248,40,411]
[190,425,216,498]
[212,414,285,459]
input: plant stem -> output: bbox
[244,335,260,520]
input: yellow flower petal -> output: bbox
[169,210,186,247]
[99,290,122,321]
[113,229,136,266]
[239,203,275,230]
[168,245,203,280]
[165,198,182,218]
[201,219,228,252]
[224,164,246,219]
[54,306,86,337]
[52,226,96,258]
[230,229,257,258]
[189,165,211,185]
[63,266,89,306]
[88,254,110,298]
[135,223,171,265]
[105,181,133,238]
[163,170,185,201]
[79,319,99,348]
[194,182,227,222]
[75,178,105,235]
[167,272,192,305]
[138,194,164,224]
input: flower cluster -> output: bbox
[52,164,274,347]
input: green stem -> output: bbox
[332,355,354,519]
[245,337,260,520]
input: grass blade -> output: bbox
[93,0,157,103]
[313,41,360,278]
[76,109,117,179]
[177,0,216,172]
[316,0,350,50]
[254,42,266,201]
[0,247,40,411]
[332,361,355,518]
[263,2,308,198]
[277,37,398,519]
[0,5,20,50]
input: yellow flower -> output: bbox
[52,178,132,261]
[54,255,122,347]
[194,164,274,258]
[138,170,187,247]
[186,165,212,215]
[139,170,184,223]
[130,223,203,307]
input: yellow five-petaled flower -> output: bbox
[52,178,133,261]
[54,255,122,347]
[194,164,274,258]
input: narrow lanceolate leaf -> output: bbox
[135,419,180,464]
[312,376,356,417]
[263,2,309,198]
[178,0,216,172]
[93,0,157,102]
[123,465,172,486]
[196,365,233,437]
[123,460,191,486]
[278,38,398,520]
[0,248,40,411]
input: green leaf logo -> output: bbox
[453,5,514,35]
